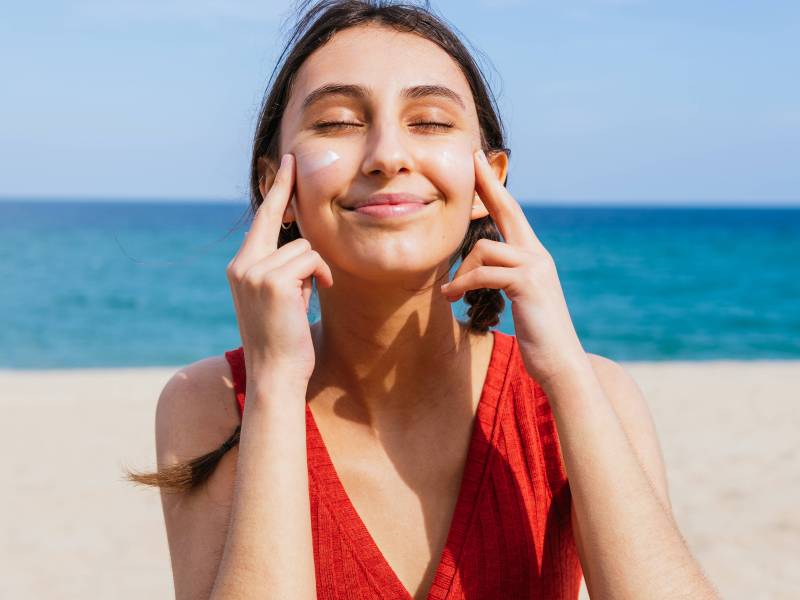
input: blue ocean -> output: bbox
[2,200,798,369]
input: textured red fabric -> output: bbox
[224,329,583,599]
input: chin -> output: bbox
[341,251,446,284]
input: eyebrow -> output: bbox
[301,83,466,112]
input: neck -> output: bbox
[307,269,481,425]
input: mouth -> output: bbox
[341,192,437,220]
[345,192,433,211]
[348,202,432,219]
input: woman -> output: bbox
[128,1,719,598]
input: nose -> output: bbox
[360,118,413,179]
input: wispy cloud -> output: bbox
[476,0,529,7]
[477,0,646,7]
[71,0,294,26]
[589,0,646,6]
[73,1,649,25]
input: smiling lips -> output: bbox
[348,192,430,209]
[346,193,433,218]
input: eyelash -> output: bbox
[312,120,454,132]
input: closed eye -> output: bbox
[312,120,454,132]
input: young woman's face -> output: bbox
[264,24,504,283]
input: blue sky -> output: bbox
[2,0,798,204]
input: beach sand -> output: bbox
[1,360,798,599]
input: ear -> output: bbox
[471,150,509,221]
[257,154,297,224]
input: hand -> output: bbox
[226,153,334,384]
[440,149,589,387]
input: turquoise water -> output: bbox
[2,199,798,369]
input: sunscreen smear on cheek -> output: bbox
[430,147,475,177]
[439,149,457,170]
[296,149,341,177]
[415,146,478,209]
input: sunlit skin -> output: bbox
[258,23,510,425]
[219,21,718,600]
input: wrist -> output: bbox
[246,370,309,401]
[535,353,597,397]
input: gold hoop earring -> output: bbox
[281,222,293,230]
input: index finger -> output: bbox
[473,149,544,253]
[238,153,296,266]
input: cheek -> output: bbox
[416,144,476,201]
[296,148,341,178]
[293,148,350,211]
[291,142,476,216]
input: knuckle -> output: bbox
[474,238,491,251]
[288,237,310,251]
[242,267,274,290]
[226,264,245,281]
[241,270,261,288]
[540,252,556,269]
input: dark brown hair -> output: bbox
[126,0,510,494]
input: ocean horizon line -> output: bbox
[4,200,798,367]
[2,195,799,209]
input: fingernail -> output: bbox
[280,154,292,169]
[476,149,488,163]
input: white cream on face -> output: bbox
[438,148,457,170]
[417,145,476,192]
[295,149,341,177]
[291,143,476,223]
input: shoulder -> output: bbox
[584,352,672,510]
[155,354,241,468]
[585,352,641,398]
[154,356,241,599]
[584,352,651,427]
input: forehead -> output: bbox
[288,24,474,111]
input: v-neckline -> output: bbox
[304,329,515,600]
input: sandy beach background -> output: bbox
[4,0,800,595]
[1,360,797,599]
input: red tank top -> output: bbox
[224,329,583,599]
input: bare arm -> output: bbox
[155,358,316,600]
[210,374,315,599]
[442,148,719,597]
[210,150,329,597]
[540,356,720,600]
